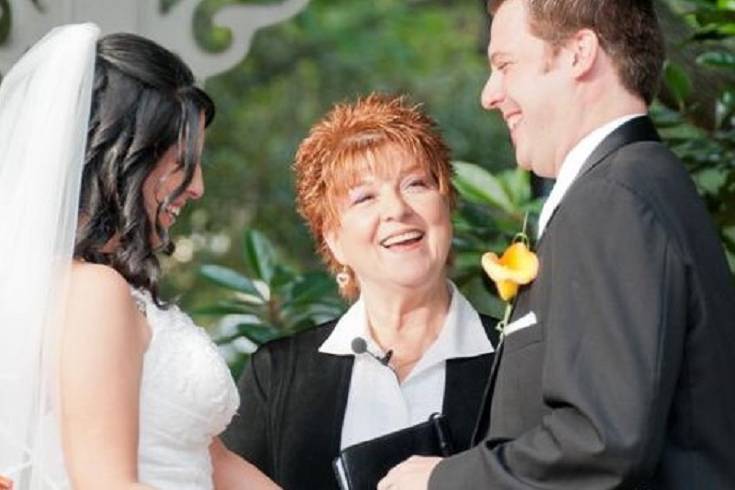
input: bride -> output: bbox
[0,24,278,490]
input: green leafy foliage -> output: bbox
[655,0,735,272]
[195,229,346,377]
[201,166,539,374]
[697,49,735,68]
[162,0,513,322]
[165,0,734,345]
[688,0,735,39]
[450,163,541,319]
[664,61,694,110]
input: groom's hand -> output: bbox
[377,456,441,490]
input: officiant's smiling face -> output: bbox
[324,144,452,295]
[294,94,454,299]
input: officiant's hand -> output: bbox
[377,456,441,490]
[0,475,13,490]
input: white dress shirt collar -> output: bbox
[319,281,494,374]
[321,281,494,450]
[537,114,645,239]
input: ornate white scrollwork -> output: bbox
[0,0,310,80]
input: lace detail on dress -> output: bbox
[130,289,239,490]
[132,294,147,316]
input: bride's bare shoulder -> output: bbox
[69,261,130,297]
[67,262,136,317]
[65,262,150,351]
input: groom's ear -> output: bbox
[567,28,600,79]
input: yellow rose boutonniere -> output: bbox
[481,215,538,334]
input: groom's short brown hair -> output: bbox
[488,0,664,105]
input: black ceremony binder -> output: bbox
[332,413,454,490]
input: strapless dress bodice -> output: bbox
[132,289,239,490]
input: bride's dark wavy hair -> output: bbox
[74,33,214,305]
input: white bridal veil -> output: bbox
[0,24,99,489]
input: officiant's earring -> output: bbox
[336,265,351,288]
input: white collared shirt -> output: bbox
[537,114,645,239]
[318,282,494,450]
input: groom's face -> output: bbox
[481,0,570,178]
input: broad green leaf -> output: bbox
[287,272,340,306]
[663,61,692,109]
[649,102,686,128]
[243,229,277,285]
[691,27,733,41]
[697,50,735,70]
[455,275,506,319]
[657,123,706,142]
[453,250,484,270]
[200,264,263,299]
[281,303,345,328]
[235,322,281,344]
[694,167,728,195]
[498,168,531,206]
[452,161,515,214]
[685,0,721,8]
[270,264,298,294]
[216,322,280,345]
[190,301,263,316]
[453,201,495,228]
[695,7,735,26]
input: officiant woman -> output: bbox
[222,94,498,489]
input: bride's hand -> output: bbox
[0,475,13,490]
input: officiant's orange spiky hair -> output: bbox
[293,93,454,297]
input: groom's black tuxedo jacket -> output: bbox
[431,117,735,489]
[222,314,498,490]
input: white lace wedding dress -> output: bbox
[131,288,240,490]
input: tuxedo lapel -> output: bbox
[471,117,663,450]
[463,315,501,446]
[538,116,661,241]
[579,116,660,178]
[469,259,543,445]
[470,340,503,445]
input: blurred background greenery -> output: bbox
[159,0,520,375]
[6,0,729,373]
[163,0,512,286]
[146,0,735,375]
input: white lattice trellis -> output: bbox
[0,0,309,80]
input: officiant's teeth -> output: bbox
[380,230,423,248]
[507,115,521,132]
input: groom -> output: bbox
[379,0,735,488]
